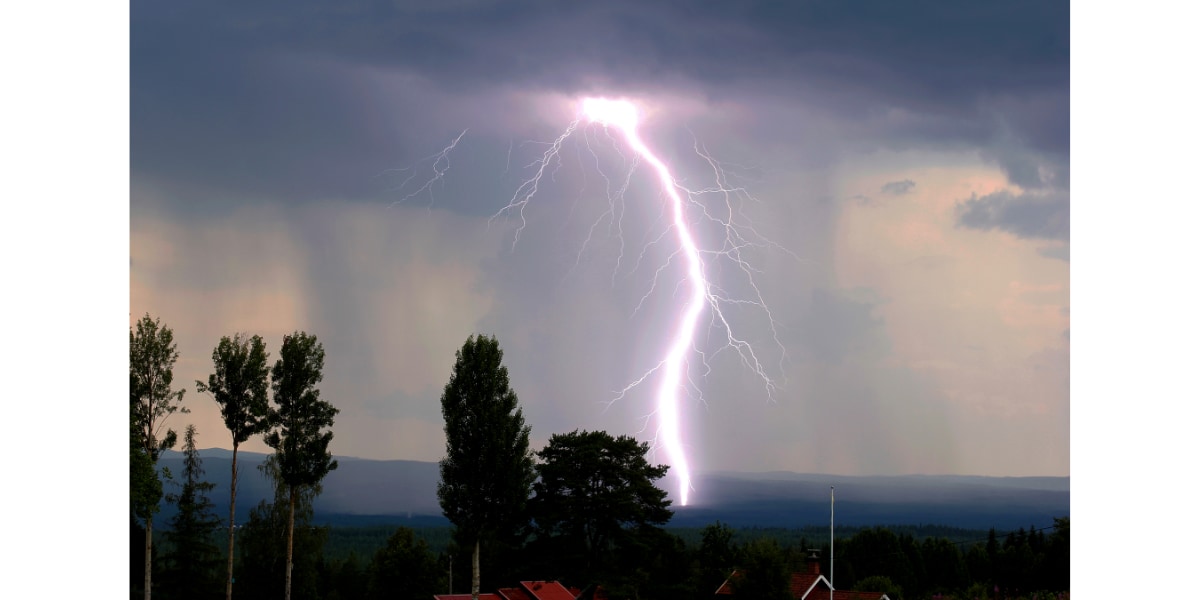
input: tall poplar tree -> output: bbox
[130,313,189,600]
[437,335,535,600]
[196,333,271,600]
[265,331,338,600]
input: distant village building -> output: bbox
[428,560,887,600]
[435,580,579,600]
[715,551,891,600]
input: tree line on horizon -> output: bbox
[131,318,1068,600]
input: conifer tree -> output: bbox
[163,425,223,600]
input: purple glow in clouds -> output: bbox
[581,98,703,505]
[494,97,786,506]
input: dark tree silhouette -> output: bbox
[695,521,741,595]
[196,333,271,600]
[130,409,161,527]
[265,331,339,600]
[529,429,672,582]
[367,527,441,600]
[162,425,223,600]
[437,335,535,600]
[732,538,791,600]
[130,313,189,600]
[236,457,328,600]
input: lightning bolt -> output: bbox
[493,98,788,507]
[381,129,468,209]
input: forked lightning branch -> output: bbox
[488,97,787,506]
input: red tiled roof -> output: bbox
[787,572,887,600]
[715,569,741,595]
[791,572,824,599]
[499,588,534,600]
[571,584,609,600]
[715,570,886,600]
[520,581,576,600]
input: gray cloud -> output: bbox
[131,0,1068,215]
[981,140,1070,192]
[955,190,1069,241]
[881,179,916,196]
[132,1,1067,99]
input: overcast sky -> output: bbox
[129,0,1071,503]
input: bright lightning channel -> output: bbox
[581,98,702,506]
[491,97,788,507]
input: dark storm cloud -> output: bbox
[881,180,916,196]
[131,0,1068,209]
[955,189,1070,241]
[132,45,393,204]
[134,0,1068,93]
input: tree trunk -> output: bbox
[285,487,295,600]
[143,407,154,600]
[144,517,153,600]
[226,444,239,600]
[472,538,480,600]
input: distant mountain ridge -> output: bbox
[153,449,1068,531]
[157,448,441,523]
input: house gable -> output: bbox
[715,569,889,600]
[794,573,831,600]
